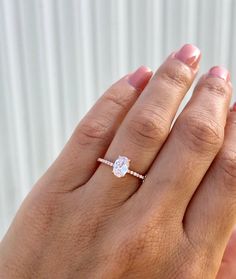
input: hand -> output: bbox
[0,44,235,279]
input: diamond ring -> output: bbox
[97,156,146,181]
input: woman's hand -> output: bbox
[0,44,236,279]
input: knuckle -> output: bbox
[177,112,224,153]
[177,264,202,279]
[24,193,65,234]
[127,106,169,149]
[160,63,190,89]
[115,232,147,271]
[181,240,216,279]
[77,118,111,147]
[174,242,205,279]
[103,87,129,111]
[200,79,229,98]
[75,211,106,243]
[218,149,236,187]
[227,112,236,127]
[115,223,157,269]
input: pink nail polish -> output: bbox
[128,65,152,91]
[208,66,230,82]
[175,44,201,69]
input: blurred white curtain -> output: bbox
[0,0,236,238]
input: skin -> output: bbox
[216,227,236,279]
[0,47,236,278]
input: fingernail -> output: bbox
[128,65,152,91]
[230,102,236,112]
[208,66,230,82]
[175,44,201,69]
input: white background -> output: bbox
[0,0,236,238]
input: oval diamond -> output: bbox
[113,156,130,178]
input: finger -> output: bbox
[133,66,231,219]
[37,66,153,192]
[183,109,236,259]
[216,226,236,279]
[91,44,201,203]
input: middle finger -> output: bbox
[134,66,231,220]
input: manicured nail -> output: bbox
[208,66,230,82]
[230,102,236,112]
[128,65,152,91]
[175,44,201,69]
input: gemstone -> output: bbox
[113,156,130,178]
